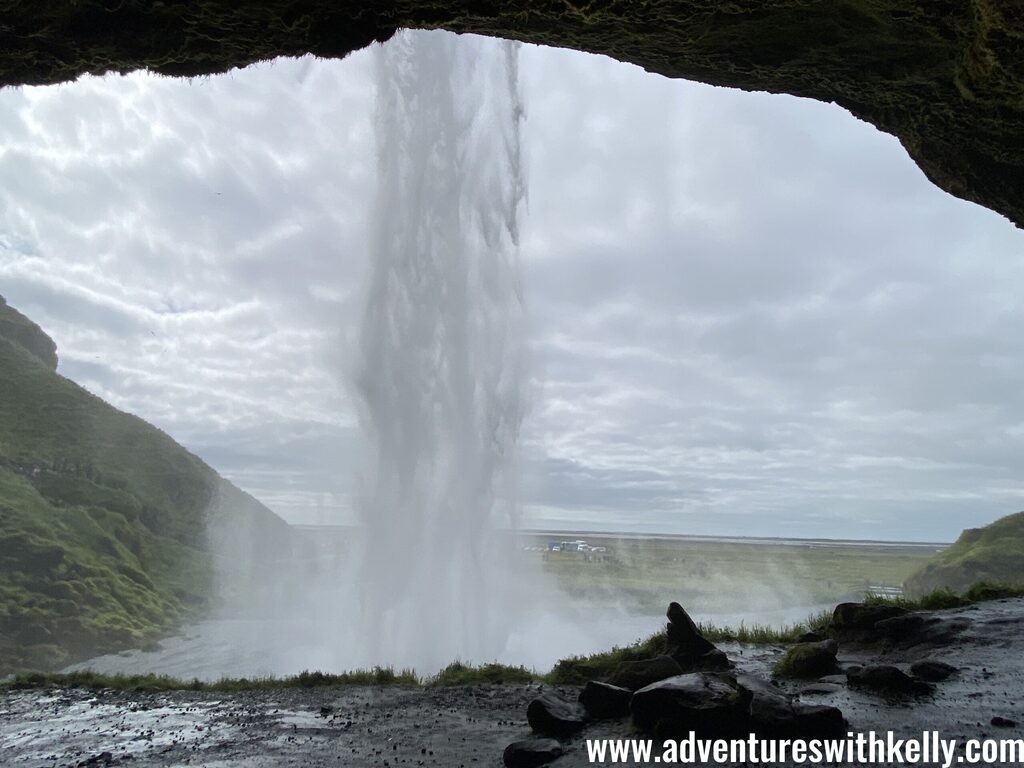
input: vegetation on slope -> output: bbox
[0,296,57,370]
[904,513,1024,597]
[0,297,290,674]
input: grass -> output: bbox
[699,610,833,644]
[865,581,1024,611]
[3,667,419,692]
[431,661,540,686]
[1,664,535,692]
[547,632,667,685]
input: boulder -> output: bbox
[873,614,970,648]
[78,754,114,767]
[798,682,844,695]
[910,660,958,682]
[526,693,587,737]
[609,655,684,691]
[831,603,908,641]
[579,681,632,720]
[818,674,848,685]
[503,738,563,768]
[738,674,846,738]
[739,674,794,734]
[790,703,847,738]
[847,665,934,696]
[631,673,751,737]
[796,630,827,643]
[666,602,717,664]
[773,640,839,679]
[991,716,1017,729]
[698,647,733,671]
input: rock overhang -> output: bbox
[1,1,1021,228]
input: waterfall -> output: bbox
[351,30,527,671]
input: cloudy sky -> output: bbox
[1,32,1022,542]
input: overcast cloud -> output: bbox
[1,33,1022,542]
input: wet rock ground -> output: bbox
[4,599,1024,767]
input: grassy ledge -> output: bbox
[863,580,1024,611]
[1,663,542,693]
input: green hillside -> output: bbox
[904,511,1024,597]
[0,297,290,674]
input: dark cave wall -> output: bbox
[1,1,1022,227]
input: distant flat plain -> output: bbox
[522,530,946,617]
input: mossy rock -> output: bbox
[773,640,840,679]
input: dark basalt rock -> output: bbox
[1,4,1022,229]
[847,665,934,696]
[991,716,1017,729]
[831,603,908,642]
[910,660,958,682]
[738,674,846,738]
[665,602,732,671]
[526,693,587,737]
[873,614,970,648]
[579,681,632,720]
[631,673,752,738]
[698,647,733,671]
[773,640,840,679]
[666,602,716,659]
[818,674,849,685]
[503,738,563,768]
[78,754,114,767]
[790,703,847,738]
[609,655,684,692]
[798,681,845,695]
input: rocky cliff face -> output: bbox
[0,295,57,371]
[1,2,1022,228]
[0,297,293,674]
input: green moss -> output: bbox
[430,661,539,686]
[772,643,835,679]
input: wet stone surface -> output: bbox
[0,684,557,768]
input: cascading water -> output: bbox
[53,31,844,684]
[351,30,528,671]
[68,31,675,681]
